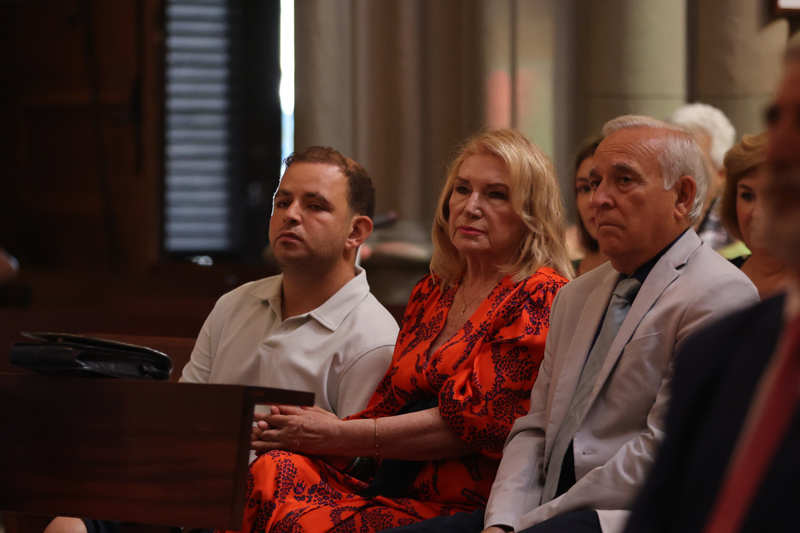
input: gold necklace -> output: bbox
[454,281,496,316]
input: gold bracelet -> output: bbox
[373,418,380,459]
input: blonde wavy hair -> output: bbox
[430,129,574,285]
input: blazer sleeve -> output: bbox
[623,293,769,533]
[517,360,673,531]
[620,339,705,533]
[483,287,565,531]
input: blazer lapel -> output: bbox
[585,230,703,405]
[547,265,618,445]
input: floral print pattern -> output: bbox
[229,267,566,533]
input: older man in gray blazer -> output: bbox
[477,116,759,533]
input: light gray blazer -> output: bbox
[484,230,758,533]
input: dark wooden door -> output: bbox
[0,0,163,271]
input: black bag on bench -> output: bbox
[10,332,173,380]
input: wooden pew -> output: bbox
[0,374,313,529]
[0,334,198,533]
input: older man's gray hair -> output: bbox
[602,114,709,224]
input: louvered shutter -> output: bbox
[164,0,236,252]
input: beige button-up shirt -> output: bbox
[181,267,399,418]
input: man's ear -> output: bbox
[674,175,697,219]
[345,215,374,250]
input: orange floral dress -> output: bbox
[233,267,566,533]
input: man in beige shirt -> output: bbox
[46,146,398,533]
[181,146,398,419]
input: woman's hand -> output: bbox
[252,405,468,460]
[251,410,271,448]
[251,405,345,455]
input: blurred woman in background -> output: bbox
[570,137,607,275]
[720,132,789,298]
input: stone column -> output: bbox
[294,0,355,155]
[691,0,788,137]
[575,0,688,138]
[470,0,578,216]
[478,0,514,128]
[351,0,426,236]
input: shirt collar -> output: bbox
[252,266,371,331]
[629,228,689,284]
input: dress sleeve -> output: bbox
[437,274,565,459]
[350,274,440,418]
[393,274,439,348]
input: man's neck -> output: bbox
[614,227,689,279]
[280,262,357,319]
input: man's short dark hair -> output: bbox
[285,146,375,219]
